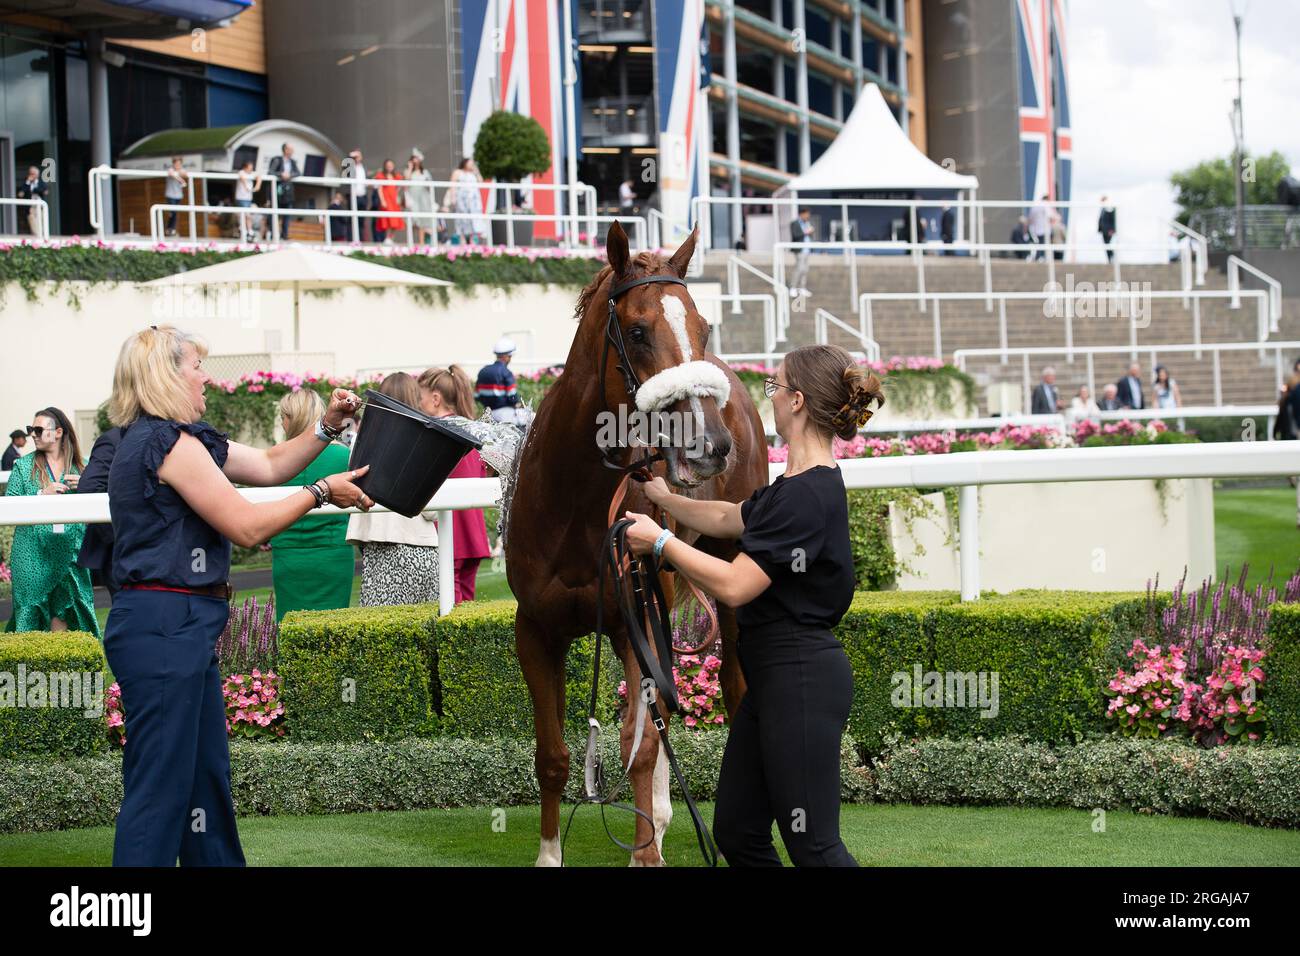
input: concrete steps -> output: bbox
[696,253,1298,409]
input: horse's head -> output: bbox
[598,222,733,487]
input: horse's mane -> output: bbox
[573,251,672,323]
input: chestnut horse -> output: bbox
[505,223,767,866]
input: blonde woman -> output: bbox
[419,365,491,603]
[269,389,355,620]
[347,372,440,606]
[4,406,98,635]
[103,325,372,867]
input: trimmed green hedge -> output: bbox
[871,736,1300,828]
[0,632,106,758]
[1266,604,1300,745]
[3,733,1296,833]
[279,605,439,742]
[434,599,621,738]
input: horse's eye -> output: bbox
[628,325,647,344]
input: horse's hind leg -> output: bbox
[516,614,570,867]
[613,631,671,866]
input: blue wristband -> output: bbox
[653,528,676,560]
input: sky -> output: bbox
[1067,0,1300,257]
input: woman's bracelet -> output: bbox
[313,478,333,505]
[315,416,344,442]
[303,483,325,508]
[653,528,676,561]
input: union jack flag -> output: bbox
[1016,0,1072,213]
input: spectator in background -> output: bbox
[347,373,441,608]
[1030,366,1062,415]
[3,407,99,635]
[1098,197,1117,263]
[347,148,370,242]
[1027,195,1052,259]
[373,158,404,245]
[271,390,354,621]
[163,157,188,237]
[16,165,48,237]
[1010,216,1033,259]
[1069,385,1101,423]
[1273,359,1300,528]
[234,160,263,243]
[1050,212,1067,261]
[790,208,814,297]
[267,142,300,237]
[940,204,955,253]
[327,191,350,243]
[1153,365,1182,410]
[2,429,26,470]
[419,365,491,604]
[619,179,636,216]
[1116,361,1145,410]
[446,158,488,245]
[75,424,126,598]
[476,337,523,424]
[406,149,437,246]
[1098,383,1121,411]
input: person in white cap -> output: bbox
[476,337,525,424]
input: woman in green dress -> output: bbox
[4,407,101,636]
[270,390,355,621]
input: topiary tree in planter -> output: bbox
[473,110,553,245]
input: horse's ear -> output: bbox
[667,225,699,278]
[606,221,630,279]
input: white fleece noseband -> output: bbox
[633,293,731,414]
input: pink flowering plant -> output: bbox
[106,681,126,747]
[1104,566,1299,747]
[616,599,725,730]
[223,669,287,739]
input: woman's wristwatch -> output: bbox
[314,416,344,442]
[653,528,676,560]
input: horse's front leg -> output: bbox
[516,614,570,867]
[612,630,672,866]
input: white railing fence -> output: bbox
[4,444,1298,606]
[0,197,50,238]
[954,340,1300,412]
[1227,254,1284,333]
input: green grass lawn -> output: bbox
[1,802,1297,867]
[1214,486,1300,588]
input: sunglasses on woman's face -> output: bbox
[763,377,797,399]
[26,425,56,437]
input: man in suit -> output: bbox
[789,208,814,297]
[1116,362,1145,410]
[76,425,126,596]
[1098,383,1121,411]
[16,165,48,236]
[1030,366,1062,415]
[1,430,27,470]
[267,142,301,237]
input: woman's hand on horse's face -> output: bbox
[641,476,670,507]
[623,511,664,557]
[324,389,362,430]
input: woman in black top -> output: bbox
[625,343,883,867]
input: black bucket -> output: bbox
[348,389,483,518]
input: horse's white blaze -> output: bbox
[661,292,693,363]
[652,739,673,857]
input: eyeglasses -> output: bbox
[26,425,56,437]
[763,377,797,399]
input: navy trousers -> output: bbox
[104,590,245,867]
[713,622,859,867]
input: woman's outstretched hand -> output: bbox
[623,510,664,557]
[323,389,362,431]
[322,464,373,511]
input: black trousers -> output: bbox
[714,622,858,867]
